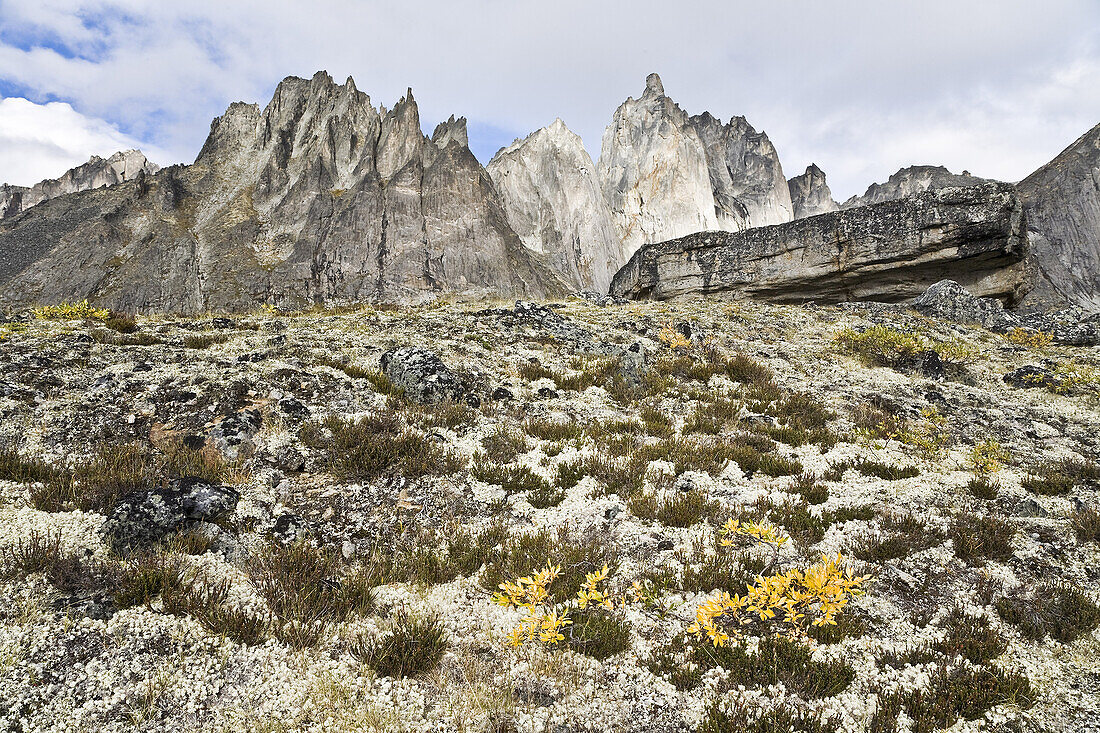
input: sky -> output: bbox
[0,1,1098,200]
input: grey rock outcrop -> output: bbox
[787,164,838,219]
[842,165,988,209]
[0,72,567,313]
[379,346,468,405]
[101,477,240,553]
[0,150,158,219]
[1016,122,1100,313]
[912,279,1018,331]
[487,120,623,292]
[610,183,1029,304]
[596,74,792,259]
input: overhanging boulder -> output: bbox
[609,182,1029,305]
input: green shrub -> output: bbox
[951,513,1015,565]
[1021,457,1100,496]
[311,413,459,481]
[647,633,854,698]
[967,476,1000,500]
[852,512,944,563]
[996,583,1100,643]
[352,611,448,679]
[791,473,829,505]
[700,700,841,733]
[523,418,584,442]
[566,609,632,660]
[1072,506,1100,542]
[182,333,230,349]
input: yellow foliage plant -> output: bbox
[492,562,615,649]
[687,519,870,647]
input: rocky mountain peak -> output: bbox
[1017,121,1100,312]
[0,149,159,219]
[787,163,838,219]
[644,72,665,96]
[431,115,468,150]
[487,118,622,292]
[842,165,988,209]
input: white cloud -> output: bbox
[0,97,163,186]
[0,1,1098,198]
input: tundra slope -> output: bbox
[0,293,1097,732]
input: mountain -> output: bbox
[610,182,1029,304]
[787,164,838,219]
[596,73,792,258]
[0,150,157,219]
[842,165,989,209]
[1016,122,1100,313]
[486,120,623,293]
[0,72,566,313]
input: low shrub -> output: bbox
[996,583,1100,643]
[700,699,841,733]
[1071,506,1100,542]
[566,609,632,660]
[951,513,1015,565]
[1021,457,1100,496]
[353,611,448,679]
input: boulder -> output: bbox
[912,280,1019,331]
[609,183,1029,305]
[379,347,467,405]
[1004,365,1062,391]
[101,477,240,552]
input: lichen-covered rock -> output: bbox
[610,183,1029,305]
[101,477,240,552]
[379,346,467,405]
[913,280,1019,332]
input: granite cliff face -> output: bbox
[0,73,566,313]
[1017,122,1100,313]
[610,182,1029,304]
[486,120,623,292]
[787,163,838,219]
[595,73,792,259]
[0,150,157,219]
[842,165,988,209]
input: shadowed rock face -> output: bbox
[787,164,838,219]
[0,150,158,219]
[0,72,566,313]
[610,183,1029,304]
[487,119,623,293]
[1017,122,1100,313]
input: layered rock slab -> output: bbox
[609,183,1029,304]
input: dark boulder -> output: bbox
[101,477,240,552]
[379,347,467,405]
[912,280,1019,331]
[1003,365,1062,390]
